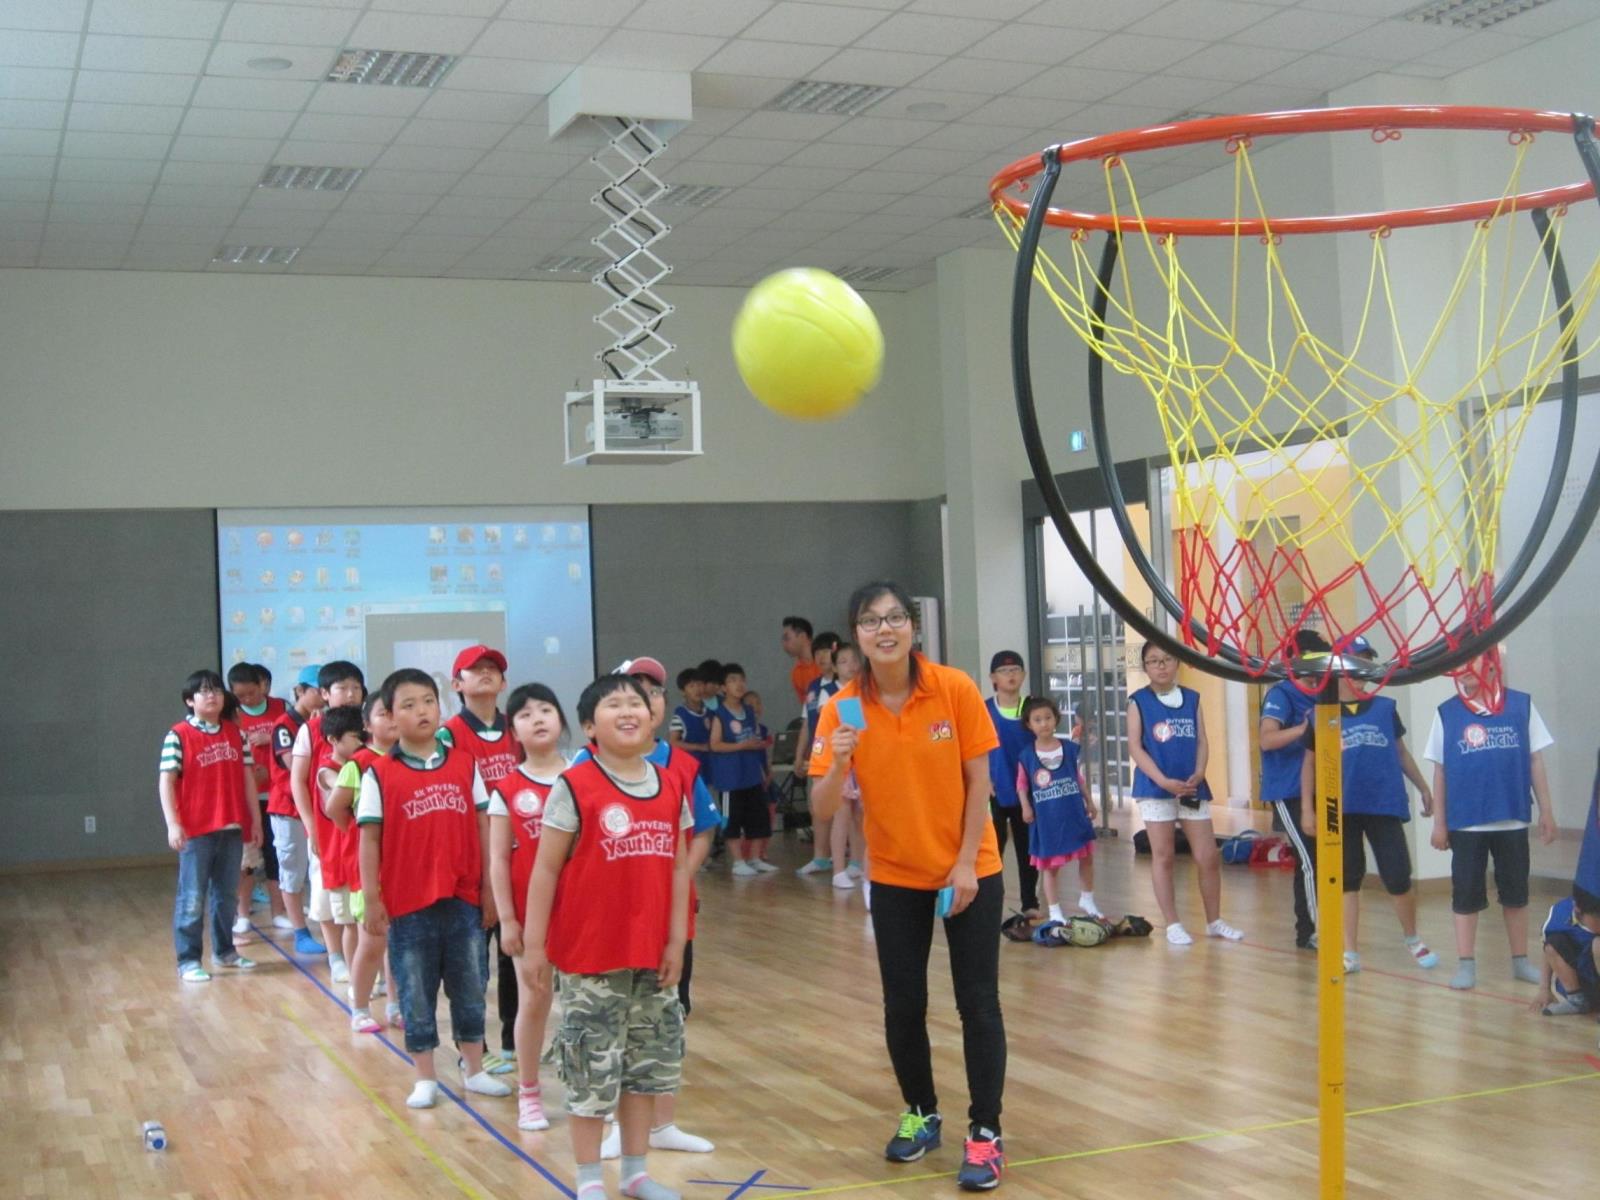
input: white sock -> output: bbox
[1047,903,1065,923]
[406,1080,439,1109]
[1078,891,1099,914]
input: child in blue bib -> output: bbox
[1016,696,1098,924]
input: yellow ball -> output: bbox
[732,268,884,420]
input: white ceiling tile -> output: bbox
[58,129,169,157]
[0,98,64,129]
[448,172,553,197]
[81,34,215,73]
[417,88,539,123]
[766,205,856,230]
[784,140,897,169]
[0,154,59,178]
[88,0,223,39]
[0,242,40,265]
[1,30,80,68]
[158,161,266,186]
[226,213,324,236]
[0,199,48,221]
[38,246,131,266]
[872,146,977,175]
[0,177,53,200]
[439,56,574,94]
[0,66,74,100]
[395,119,512,149]
[1203,81,1325,114]
[408,214,505,238]
[301,87,427,121]
[293,112,410,142]
[1414,31,1537,70]
[348,11,488,55]
[1257,54,1380,93]
[390,233,482,252]
[428,193,526,218]
[965,22,1105,65]
[912,56,1043,94]
[121,247,212,268]
[1128,0,1281,41]
[1170,42,1300,84]
[275,139,387,166]
[825,115,943,146]
[471,19,609,62]
[742,2,891,46]
[68,102,185,134]
[668,159,768,186]
[1326,19,1469,63]
[220,3,362,46]
[487,122,578,152]
[374,143,484,172]
[812,47,944,86]
[1104,73,1227,113]
[192,76,317,111]
[1010,63,1143,102]
[0,1,88,32]
[857,12,999,56]
[169,135,282,164]
[1019,0,1168,30]
[692,73,789,110]
[333,191,437,214]
[205,41,335,81]
[371,0,504,14]
[723,110,846,141]
[244,188,347,211]
[140,204,241,227]
[355,167,459,192]
[323,210,425,233]
[962,95,1082,129]
[587,29,723,70]
[181,108,301,140]
[498,0,639,24]
[627,0,772,37]
[1073,31,1207,71]
[73,70,195,105]
[476,148,581,176]
[696,38,834,78]
[864,88,987,121]
[47,202,145,225]
[51,180,152,205]
[1232,7,1377,52]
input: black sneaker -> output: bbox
[957,1128,1005,1191]
[884,1110,942,1162]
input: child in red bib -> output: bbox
[488,683,570,1132]
[316,704,367,989]
[523,676,693,1200]
[158,670,263,982]
[228,661,288,933]
[357,669,511,1110]
[266,665,325,954]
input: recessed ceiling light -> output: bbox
[214,245,300,266]
[834,265,898,284]
[905,101,947,117]
[535,254,609,275]
[259,164,364,192]
[766,80,895,117]
[659,184,731,208]
[327,48,457,88]
[246,56,294,72]
[1402,0,1555,30]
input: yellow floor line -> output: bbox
[764,1069,1600,1198]
[280,1003,489,1200]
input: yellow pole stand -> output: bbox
[1314,678,1346,1199]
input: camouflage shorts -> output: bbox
[554,969,684,1117]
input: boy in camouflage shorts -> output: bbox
[522,676,693,1200]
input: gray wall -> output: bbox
[592,500,945,730]
[1,501,942,868]
[0,510,219,868]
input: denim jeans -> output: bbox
[869,871,1007,1132]
[389,897,486,1055]
[174,828,243,970]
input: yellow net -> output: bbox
[998,132,1600,674]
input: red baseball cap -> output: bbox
[617,656,667,685]
[452,644,507,676]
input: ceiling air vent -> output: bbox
[660,184,731,208]
[258,165,364,192]
[1401,0,1555,30]
[536,254,610,275]
[834,265,898,284]
[214,245,300,265]
[766,80,894,117]
[327,49,457,87]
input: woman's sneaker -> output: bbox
[884,1110,942,1162]
[957,1129,1005,1191]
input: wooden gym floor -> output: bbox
[3,836,1594,1200]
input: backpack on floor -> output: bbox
[1000,912,1036,943]
[1133,825,1193,856]
[1248,834,1297,869]
[1220,830,1260,865]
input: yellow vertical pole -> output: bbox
[1314,672,1345,1199]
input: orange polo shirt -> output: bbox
[790,659,822,705]
[809,655,1002,890]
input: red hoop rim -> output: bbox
[988,105,1594,237]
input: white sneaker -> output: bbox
[272,914,296,931]
[796,858,832,876]
[650,1123,714,1152]
[832,870,856,889]
[463,1070,512,1097]
[600,1120,621,1160]
[1343,951,1362,973]
[1206,919,1244,942]
[731,860,757,877]
[752,859,780,874]
[407,1080,439,1109]
[331,959,351,984]
[232,916,252,936]
[1166,923,1193,945]
[847,863,864,880]
[372,976,387,997]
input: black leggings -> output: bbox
[990,800,1038,912]
[870,872,1006,1132]
[1342,813,1412,896]
[679,939,694,1018]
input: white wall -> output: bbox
[0,268,946,510]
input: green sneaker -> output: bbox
[885,1110,942,1162]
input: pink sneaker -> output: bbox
[350,1009,382,1034]
[518,1086,550,1131]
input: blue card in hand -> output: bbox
[935,885,955,918]
[835,696,866,730]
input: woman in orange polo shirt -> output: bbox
[809,581,1008,1193]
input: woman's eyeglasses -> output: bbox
[856,610,912,633]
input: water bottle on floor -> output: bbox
[142,1121,166,1151]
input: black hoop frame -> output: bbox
[1008,114,1600,687]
